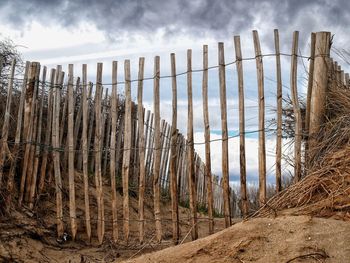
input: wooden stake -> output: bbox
[187,49,199,239]
[252,31,266,206]
[28,66,46,209]
[201,45,214,233]
[18,62,40,206]
[290,31,302,182]
[309,32,331,160]
[110,61,119,243]
[6,62,30,209]
[74,78,83,159]
[82,64,92,242]
[274,29,283,192]
[87,82,96,172]
[304,33,316,171]
[218,43,231,227]
[24,65,40,203]
[103,97,111,176]
[67,64,77,240]
[59,84,68,148]
[137,57,146,244]
[100,89,108,176]
[170,52,179,244]
[122,60,132,242]
[77,83,93,171]
[234,36,249,217]
[38,68,55,194]
[95,63,105,244]
[153,56,163,242]
[52,66,65,238]
[0,59,16,186]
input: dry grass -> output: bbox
[255,78,350,219]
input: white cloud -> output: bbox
[193,132,293,184]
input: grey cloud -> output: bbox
[1,0,349,49]
[1,0,349,37]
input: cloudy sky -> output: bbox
[1,0,349,185]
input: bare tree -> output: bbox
[0,38,24,83]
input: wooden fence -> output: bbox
[0,30,346,246]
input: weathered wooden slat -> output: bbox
[187,49,198,239]
[100,89,108,176]
[88,82,96,172]
[274,29,283,192]
[137,57,146,244]
[170,53,179,244]
[159,120,167,189]
[28,66,47,209]
[103,96,112,176]
[309,32,331,161]
[234,36,248,217]
[59,83,68,148]
[153,56,163,242]
[162,124,171,191]
[77,83,93,170]
[74,78,83,161]
[290,31,302,182]
[218,43,231,227]
[67,64,77,240]
[122,60,132,242]
[18,62,40,206]
[52,66,65,238]
[115,105,124,177]
[252,31,266,206]
[6,61,30,210]
[110,61,119,243]
[145,113,154,182]
[201,45,214,233]
[63,77,80,167]
[81,64,92,242]
[95,63,105,244]
[38,68,55,194]
[24,65,40,203]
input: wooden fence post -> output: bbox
[19,62,40,206]
[308,32,331,161]
[234,36,248,217]
[68,64,78,240]
[74,79,84,160]
[201,45,214,233]
[274,29,283,192]
[218,43,231,227]
[170,53,179,244]
[82,64,92,242]
[6,61,30,209]
[110,61,119,243]
[0,59,16,186]
[95,63,105,244]
[52,66,65,238]
[137,57,146,244]
[38,68,55,194]
[122,60,132,242]
[187,49,199,240]
[252,31,266,206]
[24,65,40,203]
[28,66,46,209]
[290,31,302,182]
[153,56,163,242]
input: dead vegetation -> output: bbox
[256,77,350,219]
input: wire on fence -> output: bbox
[2,52,328,90]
